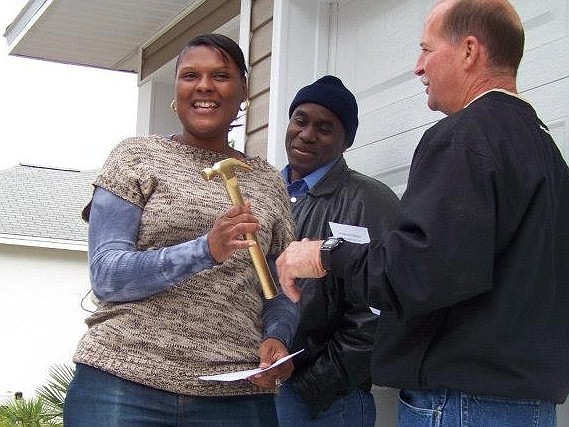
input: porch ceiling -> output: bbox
[3,0,203,73]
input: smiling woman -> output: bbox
[171,36,247,155]
[62,33,299,427]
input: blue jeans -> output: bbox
[398,389,557,427]
[275,381,376,427]
[63,364,278,427]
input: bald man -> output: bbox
[276,1,569,425]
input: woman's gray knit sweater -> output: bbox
[73,135,295,396]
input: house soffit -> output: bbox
[3,0,206,73]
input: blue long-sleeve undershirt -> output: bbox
[88,187,215,302]
[87,186,298,346]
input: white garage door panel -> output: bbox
[344,92,441,196]
[355,93,440,148]
[515,0,567,49]
[526,77,569,161]
[333,0,439,193]
[520,39,569,91]
[333,0,432,113]
[345,126,426,197]
[515,0,568,92]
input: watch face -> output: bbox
[323,237,343,249]
[321,238,343,271]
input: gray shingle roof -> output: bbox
[0,164,98,248]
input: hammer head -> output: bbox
[201,157,253,182]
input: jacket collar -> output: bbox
[308,157,349,197]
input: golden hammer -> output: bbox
[201,158,278,299]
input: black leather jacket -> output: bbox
[288,157,399,416]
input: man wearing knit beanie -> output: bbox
[276,75,400,426]
[288,75,359,147]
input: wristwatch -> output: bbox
[320,237,344,271]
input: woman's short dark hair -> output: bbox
[442,0,524,75]
[175,33,248,79]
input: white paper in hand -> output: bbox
[198,349,304,382]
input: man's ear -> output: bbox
[463,36,481,69]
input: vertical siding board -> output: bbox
[245,0,273,158]
[247,92,271,134]
[248,56,271,98]
[249,20,272,66]
[251,0,273,29]
[246,126,270,158]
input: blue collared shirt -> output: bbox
[281,158,340,197]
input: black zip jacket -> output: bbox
[287,157,399,416]
[330,92,569,403]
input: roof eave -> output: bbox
[0,234,88,252]
[3,0,50,46]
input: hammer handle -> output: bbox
[246,233,278,299]
[226,178,278,299]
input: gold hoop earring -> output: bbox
[170,100,177,112]
[239,99,249,112]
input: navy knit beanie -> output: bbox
[288,75,359,146]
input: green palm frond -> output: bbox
[35,364,75,416]
[0,396,62,426]
[0,364,73,426]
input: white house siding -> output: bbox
[0,245,92,398]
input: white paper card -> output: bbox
[198,349,304,382]
[369,306,381,316]
[329,222,370,243]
